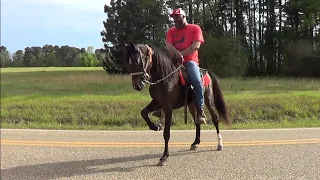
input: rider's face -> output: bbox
[172,14,185,28]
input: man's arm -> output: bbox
[181,25,204,56]
[180,41,201,56]
[165,28,183,60]
[165,42,182,57]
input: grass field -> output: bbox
[1,67,319,130]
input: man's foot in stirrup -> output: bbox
[196,108,206,124]
[152,110,164,118]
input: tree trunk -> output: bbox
[188,0,193,24]
[253,0,258,74]
[277,0,282,73]
[230,1,234,37]
[248,0,254,75]
[202,0,206,30]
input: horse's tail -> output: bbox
[207,70,231,125]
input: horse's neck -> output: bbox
[150,68,164,80]
[151,62,178,80]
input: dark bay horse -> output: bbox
[124,41,231,166]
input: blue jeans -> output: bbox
[184,61,204,109]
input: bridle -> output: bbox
[129,45,153,77]
[129,45,153,83]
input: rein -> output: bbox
[144,64,183,85]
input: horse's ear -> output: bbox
[124,42,130,50]
[125,41,138,52]
[128,41,138,50]
[128,41,134,46]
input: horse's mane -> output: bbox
[147,45,180,87]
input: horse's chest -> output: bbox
[149,85,184,106]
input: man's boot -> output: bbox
[196,108,206,124]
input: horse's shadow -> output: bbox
[2,148,216,180]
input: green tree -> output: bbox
[199,34,247,77]
[23,47,33,67]
[12,50,24,67]
[0,46,12,67]
[30,46,44,67]
[101,0,169,73]
[82,46,100,67]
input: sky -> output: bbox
[1,0,110,53]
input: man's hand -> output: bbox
[172,53,184,65]
[166,42,183,64]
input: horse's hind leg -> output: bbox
[205,91,223,151]
[189,103,201,151]
[141,100,162,131]
[212,110,223,151]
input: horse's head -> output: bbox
[124,41,153,91]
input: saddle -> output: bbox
[178,66,211,87]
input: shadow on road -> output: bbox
[2,149,215,180]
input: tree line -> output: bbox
[102,0,320,77]
[0,45,106,68]
[1,0,319,77]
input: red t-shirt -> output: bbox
[166,24,204,63]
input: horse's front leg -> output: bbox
[158,108,173,166]
[141,100,162,131]
[189,103,201,150]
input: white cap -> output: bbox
[170,8,186,17]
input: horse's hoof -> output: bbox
[217,145,223,151]
[151,124,162,131]
[157,159,167,166]
[190,145,197,151]
[157,124,163,131]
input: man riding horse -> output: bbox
[154,8,206,124]
[123,8,231,166]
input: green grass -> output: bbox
[1,67,320,130]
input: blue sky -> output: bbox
[1,0,110,53]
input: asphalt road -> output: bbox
[1,128,320,180]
